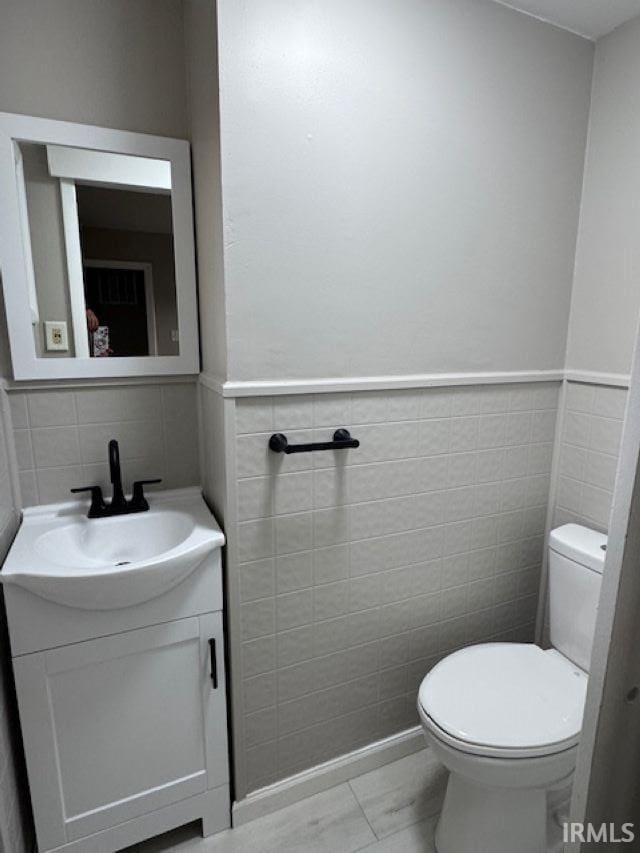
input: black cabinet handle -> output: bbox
[209,638,218,689]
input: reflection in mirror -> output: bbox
[78,186,178,357]
[18,142,179,359]
[19,143,71,358]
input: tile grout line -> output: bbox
[346,778,381,845]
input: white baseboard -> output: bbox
[232,725,424,827]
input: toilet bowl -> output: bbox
[419,643,586,853]
[417,524,606,853]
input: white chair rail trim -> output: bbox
[199,368,631,398]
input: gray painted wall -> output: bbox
[566,15,640,376]
[184,0,228,380]
[216,0,593,381]
[0,0,188,138]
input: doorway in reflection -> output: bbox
[76,185,177,358]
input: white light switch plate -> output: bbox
[44,321,69,351]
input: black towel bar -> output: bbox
[269,429,359,454]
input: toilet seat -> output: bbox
[418,643,587,760]
[419,707,580,760]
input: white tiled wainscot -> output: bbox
[229,382,560,795]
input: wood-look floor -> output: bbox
[125,747,565,853]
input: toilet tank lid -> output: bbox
[549,524,607,574]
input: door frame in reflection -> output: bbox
[83,260,157,357]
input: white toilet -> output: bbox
[418,524,606,853]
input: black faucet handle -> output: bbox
[133,478,162,490]
[71,485,104,498]
[130,479,162,511]
[71,486,106,518]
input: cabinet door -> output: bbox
[13,615,227,851]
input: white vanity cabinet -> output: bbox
[13,613,227,851]
[1,490,230,853]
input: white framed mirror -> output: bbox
[0,112,199,379]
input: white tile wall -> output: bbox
[554,382,628,532]
[232,383,559,793]
[9,381,200,506]
[0,388,31,853]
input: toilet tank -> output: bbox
[549,524,607,673]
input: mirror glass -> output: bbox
[18,142,179,359]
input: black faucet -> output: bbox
[108,439,127,511]
[71,439,161,518]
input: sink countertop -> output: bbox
[0,487,225,611]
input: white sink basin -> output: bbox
[1,488,225,610]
